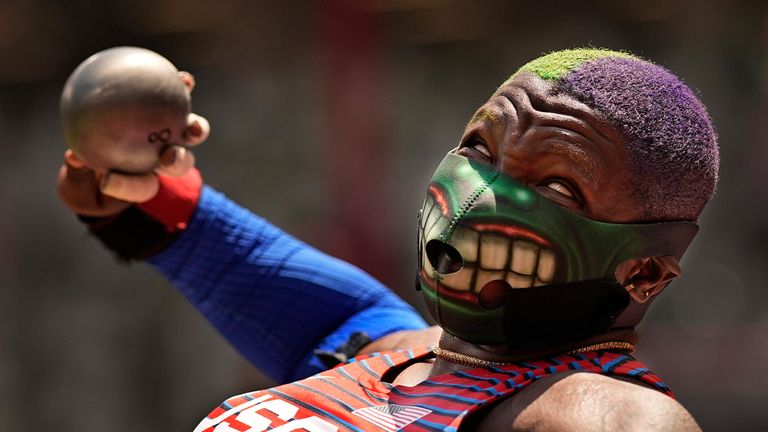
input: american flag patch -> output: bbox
[352,404,431,431]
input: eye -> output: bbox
[457,135,494,164]
[538,179,584,209]
[544,181,574,198]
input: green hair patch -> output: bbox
[515,48,637,81]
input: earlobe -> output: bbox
[616,256,682,303]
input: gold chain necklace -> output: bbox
[433,341,636,368]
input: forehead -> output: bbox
[476,73,621,138]
[475,72,634,162]
[465,72,644,223]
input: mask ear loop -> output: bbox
[415,209,423,291]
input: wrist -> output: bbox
[137,168,202,232]
[78,168,203,261]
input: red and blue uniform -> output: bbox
[84,173,428,382]
[194,347,672,432]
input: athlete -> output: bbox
[58,48,717,430]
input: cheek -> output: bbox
[587,181,643,223]
[587,143,641,220]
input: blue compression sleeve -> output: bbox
[148,186,427,382]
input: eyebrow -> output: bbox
[468,108,499,126]
[535,135,599,187]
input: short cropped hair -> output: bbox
[513,49,719,221]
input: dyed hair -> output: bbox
[513,49,719,221]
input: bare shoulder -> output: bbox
[471,371,701,432]
[357,326,442,355]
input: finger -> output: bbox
[58,162,97,212]
[183,113,210,146]
[65,149,88,169]
[62,154,97,183]
[100,172,159,203]
[156,145,195,177]
[178,71,195,91]
[58,163,131,216]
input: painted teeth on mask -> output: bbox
[439,226,558,291]
[420,195,557,292]
[475,269,505,290]
[537,249,556,283]
[450,228,478,262]
[423,199,449,241]
[506,272,532,288]
[511,240,537,274]
[480,234,508,270]
[439,264,475,292]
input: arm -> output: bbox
[74,168,428,382]
[56,68,428,381]
[147,184,427,381]
[57,78,427,381]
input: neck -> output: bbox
[429,328,639,377]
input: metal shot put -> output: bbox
[59,47,208,205]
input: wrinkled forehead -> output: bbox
[470,72,628,150]
[473,48,640,137]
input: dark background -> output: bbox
[2,0,767,430]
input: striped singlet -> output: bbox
[194,347,671,432]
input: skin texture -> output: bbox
[366,329,701,431]
[465,372,701,432]
[460,72,638,222]
[514,49,718,222]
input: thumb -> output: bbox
[100,171,160,203]
[183,113,210,147]
[58,150,133,217]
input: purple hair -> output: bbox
[559,56,719,220]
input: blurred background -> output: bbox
[1,0,766,430]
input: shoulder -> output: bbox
[357,326,442,355]
[475,371,701,432]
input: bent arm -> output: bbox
[84,177,427,382]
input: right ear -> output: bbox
[615,256,682,303]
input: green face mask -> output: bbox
[417,152,698,347]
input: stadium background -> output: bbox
[1,0,766,430]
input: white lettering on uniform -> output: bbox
[270,416,339,432]
[196,394,339,432]
[234,399,300,431]
[194,394,271,432]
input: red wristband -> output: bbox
[137,168,203,232]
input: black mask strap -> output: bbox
[502,279,630,349]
